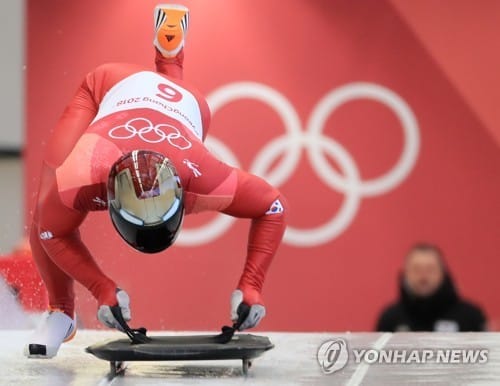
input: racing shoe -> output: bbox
[153,4,189,58]
[23,309,76,359]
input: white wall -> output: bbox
[0,159,23,252]
[0,0,24,252]
[0,0,24,149]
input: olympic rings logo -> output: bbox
[108,117,192,150]
[177,82,420,247]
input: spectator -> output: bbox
[376,243,486,332]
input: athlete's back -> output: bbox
[55,64,217,212]
[90,68,207,141]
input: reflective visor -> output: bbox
[108,150,184,253]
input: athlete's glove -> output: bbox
[230,288,266,331]
[97,289,131,331]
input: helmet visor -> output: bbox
[108,150,183,253]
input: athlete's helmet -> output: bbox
[107,150,184,253]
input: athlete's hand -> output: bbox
[97,289,131,331]
[230,288,266,331]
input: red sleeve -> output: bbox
[221,170,287,306]
[185,151,287,306]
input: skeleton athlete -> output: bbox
[26,4,287,358]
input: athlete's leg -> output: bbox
[33,166,117,312]
[153,4,189,79]
[186,150,287,305]
[26,166,80,358]
[30,165,77,317]
[26,165,122,358]
[155,48,184,79]
[29,221,75,317]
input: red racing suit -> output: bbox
[30,53,287,319]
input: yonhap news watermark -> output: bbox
[317,338,489,374]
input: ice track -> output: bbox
[1,330,500,385]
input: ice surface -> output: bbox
[1,330,499,385]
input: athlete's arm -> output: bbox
[185,153,287,329]
[221,169,287,329]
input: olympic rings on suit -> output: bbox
[108,117,192,150]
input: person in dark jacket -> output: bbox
[376,243,486,332]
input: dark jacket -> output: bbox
[376,273,486,332]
